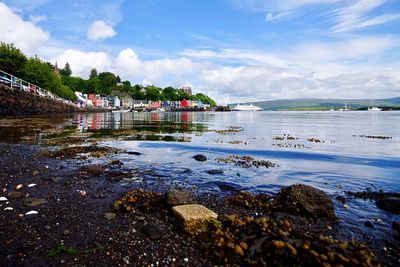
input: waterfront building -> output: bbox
[133,100,149,108]
[121,95,133,109]
[181,85,192,95]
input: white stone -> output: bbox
[27,184,37,188]
[0,197,7,201]
[4,207,13,211]
[16,184,23,190]
[25,210,38,215]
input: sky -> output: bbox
[0,0,400,104]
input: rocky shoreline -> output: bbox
[0,141,399,266]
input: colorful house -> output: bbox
[181,99,189,108]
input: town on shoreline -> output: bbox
[0,43,219,113]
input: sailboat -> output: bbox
[368,99,381,111]
[338,100,350,111]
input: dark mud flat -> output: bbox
[0,143,399,266]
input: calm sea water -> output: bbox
[2,111,400,236]
[67,111,400,193]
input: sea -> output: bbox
[1,110,400,239]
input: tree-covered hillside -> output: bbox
[0,42,216,105]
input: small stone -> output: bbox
[25,211,38,215]
[27,184,37,188]
[4,207,13,211]
[24,198,47,207]
[32,170,39,176]
[235,245,244,256]
[15,184,23,190]
[78,190,87,197]
[140,223,164,240]
[172,204,218,235]
[184,258,189,263]
[343,204,349,209]
[63,230,71,235]
[104,212,117,220]
[127,151,142,155]
[0,197,7,201]
[44,225,51,230]
[123,256,129,265]
[7,191,23,199]
[193,154,207,162]
[364,221,374,228]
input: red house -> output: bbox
[181,99,189,108]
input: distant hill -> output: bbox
[231,97,400,111]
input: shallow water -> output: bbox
[1,111,400,238]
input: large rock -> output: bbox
[376,197,400,214]
[274,184,336,220]
[193,154,207,162]
[172,204,218,235]
[166,189,195,207]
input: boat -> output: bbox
[232,103,262,111]
[150,108,166,112]
[338,100,350,111]
[368,100,381,111]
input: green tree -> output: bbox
[0,42,28,77]
[132,84,145,100]
[62,76,89,93]
[89,68,98,80]
[145,85,162,101]
[194,93,216,106]
[162,86,178,101]
[97,72,117,94]
[23,57,76,100]
[60,62,72,77]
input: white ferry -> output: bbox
[232,103,262,111]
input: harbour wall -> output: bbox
[0,85,80,116]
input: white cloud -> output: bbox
[87,20,116,41]
[115,48,197,84]
[200,65,400,103]
[29,15,47,23]
[0,2,49,55]
[51,47,198,86]
[51,49,112,78]
[331,0,400,32]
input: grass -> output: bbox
[47,244,106,257]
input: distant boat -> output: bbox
[151,108,166,112]
[338,100,350,111]
[368,99,381,111]
[233,104,262,111]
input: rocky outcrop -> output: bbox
[274,184,336,220]
[376,197,400,214]
[0,85,79,116]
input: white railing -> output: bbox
[0,69,75,107]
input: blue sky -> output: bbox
[1,0,400,103]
